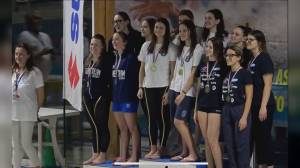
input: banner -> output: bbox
[63,0,84,111]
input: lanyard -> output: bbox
[180,48,190,66]
[87,61,96,98]
[14,71,25,92]
[152,47,162,64]
[87,61,96,83]
[206,61,217,83]
[227,67,242,93]
[113,51,122,70]
[247,52,261,70]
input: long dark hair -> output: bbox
[12,43,34,72]
[143,18,156,35]
[177,20,197,62]
[114,11,133,32]
[112,31,129,56]
[248,29,267,53]
[203,37,225,64]
[84,34,107,67]
[148,17,170,56]
[235,25,252,67]
[236,25,252,46]
[113,31,128,49]
[179,9,194,21]
[237,25,252,37]
[202,9,228,42]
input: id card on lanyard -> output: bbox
[13,71,25,100]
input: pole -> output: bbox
[63,99,66,158]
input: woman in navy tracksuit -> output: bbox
[82,34,112,165]
[222,45,253,168]
[246,30,276,168]
[111,31,140,162]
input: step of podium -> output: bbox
[83,160,138,168]
[83,159,207,168]
[139,158,207,168]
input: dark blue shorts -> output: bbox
[169,90,195,121]
[197,106,222,114]
[112,101,138,113]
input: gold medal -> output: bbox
[151,64,157,72]
[178,68,183,76]
[204,84,210,93]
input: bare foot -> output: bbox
[91,155,106,165]
[115,156,126,162]
[180,155,198,162]
[83,154,98,165]
[144,150,157,159]
[150,150,161,159]
[127,156,138,162]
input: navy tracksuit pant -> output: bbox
[83,95,110,153]
[222,104,251,168]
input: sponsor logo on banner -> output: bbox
[63,0,84,111]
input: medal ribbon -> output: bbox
[227,67,242,96]
[206,62,217,86]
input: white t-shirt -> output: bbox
[18,30,53,80]
[138,41,177,88]
[170,44,203,97]
[12,67,44,121]
[18,31,53,56]
[202,31,229,47]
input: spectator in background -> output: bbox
[0,20,10,71]
[17,10,54,81]
[83,18,91,59]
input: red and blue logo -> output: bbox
[68,0,80,89]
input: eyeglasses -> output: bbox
[225,54,239,58]
[246,38,256,42]
[113,19,124,24]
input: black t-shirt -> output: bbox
[241,48,252,68]
[195,60,227,109]
[248,52,275,106]
[222,68,252,105]
[83,55,113,99]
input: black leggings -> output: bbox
[143,87,170,147]
[250,104,275,165]
[83,95,110,153]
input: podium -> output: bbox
[83,159,208,168]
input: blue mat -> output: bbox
[92,160,138,167]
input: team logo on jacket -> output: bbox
[112,70,126,80]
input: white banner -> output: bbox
[63,0,84,111]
